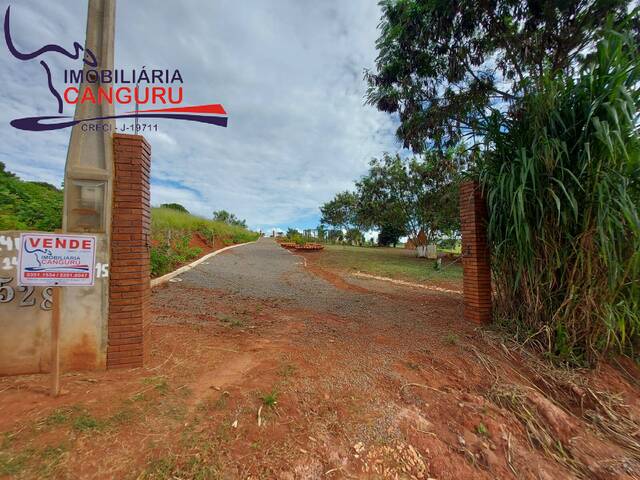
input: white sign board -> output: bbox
[18,233,97,287]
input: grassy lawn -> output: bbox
[314,244,462,285]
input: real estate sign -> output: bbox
[18,233,97,287]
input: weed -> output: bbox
[214,391,230,410]
[475,423,489,436]
[40,406,80,428]
[181,456,221,480]
[38,444,67,476]
[164,404,187,421]
[144,456,176,478]
[278,363,297,378]
[129,392,149,403]
[218,314,244,327]
[406,361,420,370]
[72,413,102,432]
[142,376,170,394]
[1,433,13,450]
[261,390,279,408]
[0,451,30,476]
[109,408,136,426]
[443,333,459,345]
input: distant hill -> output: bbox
[0,162,63,231]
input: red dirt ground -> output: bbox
[0,251,639,479]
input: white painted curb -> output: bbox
[151,240,257,288]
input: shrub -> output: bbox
[479,30,640,363]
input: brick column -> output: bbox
[107,134,151,368]
[460,181,492,324]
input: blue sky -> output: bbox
[0,0,401,232]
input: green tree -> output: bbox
[356,151,461,250]
[320,191,359,234]
[366,0,636,152]
[377,222,405,247]
[346,228,365,246]
[160,203,189,213]
[316,224,327,242]
[212,210,247,228]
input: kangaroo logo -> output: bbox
[4,5,97,114]
[3,4,229,132]
[23,243,53,267]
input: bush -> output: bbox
[0,162,63,231]
[150,246,173,277]
[479,30,640,363]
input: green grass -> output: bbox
[476,422,489,436]
[316,244,462,284]
[151,207,258,245]
[260,390,279,407]
[72,413,102,432]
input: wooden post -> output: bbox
[50,286,61,397]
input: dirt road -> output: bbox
[1,238,639,479]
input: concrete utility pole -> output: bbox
[59,0,117,372]
[63,0,116,234]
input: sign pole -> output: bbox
[51,285,61,397]
[17,231,97,397]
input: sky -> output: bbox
[0,0,402,232]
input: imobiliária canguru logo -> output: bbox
[3,5,228,132]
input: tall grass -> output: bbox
[479,30,640,363]
[151,207,258,245]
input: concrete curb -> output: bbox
[150,240,257,288]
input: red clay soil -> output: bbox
[151,233,234,278]
[0,256,639,479]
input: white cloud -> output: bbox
[0,0,400,230]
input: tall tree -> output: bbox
[366,0,636,152]
[357,150,462,249]
[320,191,360,233]
[377,222,405,247]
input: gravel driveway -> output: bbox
[178,237,420,321]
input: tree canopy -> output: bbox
[357,151,461,245]
[366,0,636,152]
[160,203,189,213]
[212,209,248,228]
[319,151,462,247]
[320,191,360,232]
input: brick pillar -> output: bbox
[107,134,151,368]
[460,181,492,324]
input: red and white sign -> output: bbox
[18,233,97,286]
